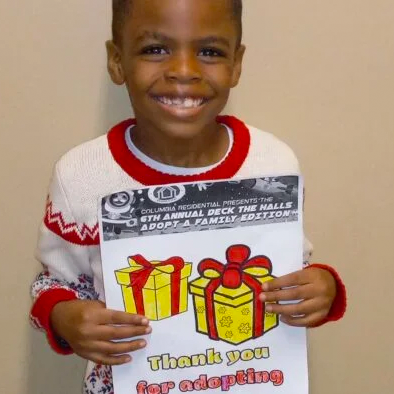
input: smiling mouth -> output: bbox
[153,96,208,109]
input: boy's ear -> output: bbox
[231,44,246,88]
[106,40,125,85]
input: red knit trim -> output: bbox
[107,115,251,186]
[44,199,99,246]
[307,263,347,327]
[31,289,78,355]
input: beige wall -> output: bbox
[1,0,393,393]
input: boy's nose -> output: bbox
[165,53,202,83]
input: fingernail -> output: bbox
[145,327,152,334]
[140,340,147,348]
[260,293,266,301]
[266,304,273,312]
[141,318,149,325]
[125,356,132,363]
[262,283,269,291]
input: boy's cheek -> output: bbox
[125,65,151,82]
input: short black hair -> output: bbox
[112,0,243,46]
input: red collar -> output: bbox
[107,115,250,186]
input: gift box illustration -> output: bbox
[189,244,278,345]
[115,255,192,320]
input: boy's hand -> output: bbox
[259,268,337,327]
[50,299,151,365]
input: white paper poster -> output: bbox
[99,176,308,394]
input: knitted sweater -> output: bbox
[30,116,346,394]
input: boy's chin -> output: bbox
[159,119,218,141]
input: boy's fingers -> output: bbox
[102,338,147,355]
[265,299,319,317]
[99,324,152,341]
[259,284,313,302]
[262,270,309,291]
[280,312,325,327]
[102,310,149,326]
[87,352,132,366]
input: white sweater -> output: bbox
[31,116,315,393]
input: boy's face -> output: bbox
[107,0,245,140]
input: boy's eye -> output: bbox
[199,48,225,58]
[141,46,169,56]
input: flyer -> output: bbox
[99,176,308,394]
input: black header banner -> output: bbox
[101,177,300,242]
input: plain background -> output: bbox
[1,0,393,393]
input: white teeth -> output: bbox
[184,98,195,108]
[157,97,204,108]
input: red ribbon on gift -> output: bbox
[198,244,272,340]
[128,255,185,317]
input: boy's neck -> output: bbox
[130,121,229,168]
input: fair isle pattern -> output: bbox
[29,284,79,331]
[31,270,98,301]
[30,270,98,330]
[44,198,99,245]
[84,365,113,394]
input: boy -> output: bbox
[30,0,346,393]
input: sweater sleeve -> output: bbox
[30,164,99,355]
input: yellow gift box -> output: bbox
[189,245,278,345]
[115,255,192,321]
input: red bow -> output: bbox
[198,244,272,288]
[198,244,272,340]
[129,255,185,316]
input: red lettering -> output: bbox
[221,375,236,391]
[236,370,247,385]
[179,380,193,392]
[160,382,175,394]
[270,370,284,386]
[208,377,221,389]
[147,384,161,394]
[193,375,208,390]
[136,381,148,394]
[255,371,270,383]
